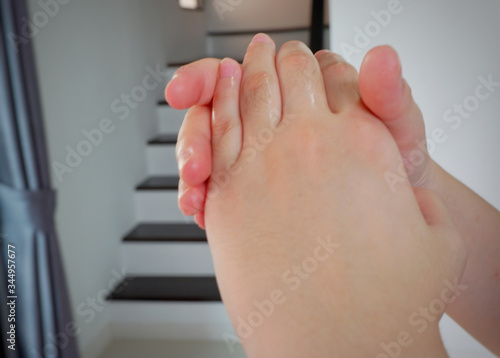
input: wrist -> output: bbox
[240,309,449,358]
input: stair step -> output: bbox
[148,133,178,145]
[108,276,220,301]
[157,106,187,134]
[109,301,234,341]
[122,241,214,275]
[137,176,179,191]
[135,191,191,222]
[146,145,178,176]
[124,223,206,242]
[166,62,187,69]
[166,59,244,68]
[206,28,330,59]
[100,340,246,358]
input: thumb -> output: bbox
[413,187,456,230]
[412,188,467,286]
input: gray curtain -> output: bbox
[0,0,79,357]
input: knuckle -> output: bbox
[245,40,275,58]
[328,52,346,63]
[317,51,345,65]
[280,40,309,53]
[212,113,238,140]
[280,50,314,70]
[241,71,273,112]
[242,71,273,93]
[323,61,358,80]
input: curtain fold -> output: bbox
[0,0,79,357]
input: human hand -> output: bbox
[203,35,466,358]
[166,39,435,229]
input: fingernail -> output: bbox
[252,33,272,44]
[219,58,236,79]
[177,148,193,170]
[315,49,330,57]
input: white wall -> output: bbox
[331,0,500,209]
[331,0,500,356]
[205,0,330,59]
[27,0,204,354]
[206,0,329,32]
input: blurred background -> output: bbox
[1,0,498,357]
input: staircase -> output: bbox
[105,0,329,347]
[106,75,235,342]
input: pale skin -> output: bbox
[166,34,500,355]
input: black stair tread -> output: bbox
[124,223,206,242]
[107,276,221,302]
[148,133,178,145]
[136,176,179,190]
[207,25,329,37]
[166,61,191,68]
[166,58,244,69]
[158,100,171,106]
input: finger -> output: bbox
[165,58,222,109]
[212,58,243,172]
[240,33,282,137]
[177,105,212,187]
[194,212,205,230]
[315,50,361,113]
[276,41,329,116]
[178,179,206,216]
[359,46,425,154]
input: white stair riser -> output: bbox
[122,243,214,275]
[147,146,178,176]
[206,29,330,59]
[110,302,235,341]
[157,107,187,134]
[163,67,179,83]
[135,191,194,223]
[439,314,497,358]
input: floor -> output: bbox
[99,340,247,358]
[99,315,497,358]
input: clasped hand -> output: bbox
[169,34,467,358]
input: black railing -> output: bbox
[310,0,325,52]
